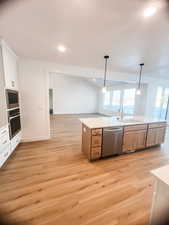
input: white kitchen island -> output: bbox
[150,165,169,225]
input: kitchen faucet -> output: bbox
[120,104,124,120]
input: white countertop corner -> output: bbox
[151,165,169,186]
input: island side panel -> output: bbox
[82,124,91,160]
[150,179,169,225]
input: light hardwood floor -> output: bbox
[0,114,169,225]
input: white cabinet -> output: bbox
[0,126,21,168]
[0,125,10,168]
[0,45,8,128]
[1,40,18,90]
[0,144,11,168]
[11,131,21,153]
[0,40,21,168]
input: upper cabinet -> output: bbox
[0,46,8,128]
[0,40,19,90]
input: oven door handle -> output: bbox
[9,115,20,120]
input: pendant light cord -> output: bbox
[104,55,109,87]
[138,63,144,89]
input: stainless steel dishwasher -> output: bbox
[102,127,123,157]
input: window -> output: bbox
[104,88,136,115]
[111,90,121,112]
[103,91,110,106]
[123,89,136,115]
[154,87,169,119]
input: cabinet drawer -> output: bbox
[11,132,21,153]
[91,136,102,147]
[0,134,9,147]
[91,147,101,160]
[124,124,147,132]
[0,144,10,168]
[92,129,102,136]
[91,147,102,154]
[149,122,167,129]
[0,142,10,154]
[0,126,9,137]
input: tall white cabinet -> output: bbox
[0,40,21,168]
[0,46,8,128]
[1,40,19,90]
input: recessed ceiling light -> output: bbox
[57,45,66,52]
[144,7,157,17]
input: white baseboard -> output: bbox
[21,135,51,143]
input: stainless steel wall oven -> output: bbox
[8,108,21,139]
[6,89,19,109]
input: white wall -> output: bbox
[19,59,50,142]
[50,73,99,114]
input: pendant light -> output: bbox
[102,55,109,93]
[136,63,144,95]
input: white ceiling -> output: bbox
[0,0,169,79]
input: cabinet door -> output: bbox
[147,127,166,147]
[146,128,156,147]
[1,43,18,90]
[0,46,7,128]
[156,127,166,145]
[123,130,146,152]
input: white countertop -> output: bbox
[151,165,169,186]
[79,116,166,129]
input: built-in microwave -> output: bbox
[6,89,19,109]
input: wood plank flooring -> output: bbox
[0,114,169,225]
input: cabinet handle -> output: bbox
[4,152,8,157]
[2,140,7,145]
[10,115,20,120]
[1,130,7,135]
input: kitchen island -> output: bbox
[150,165,169,225]
[80,117,167,161]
